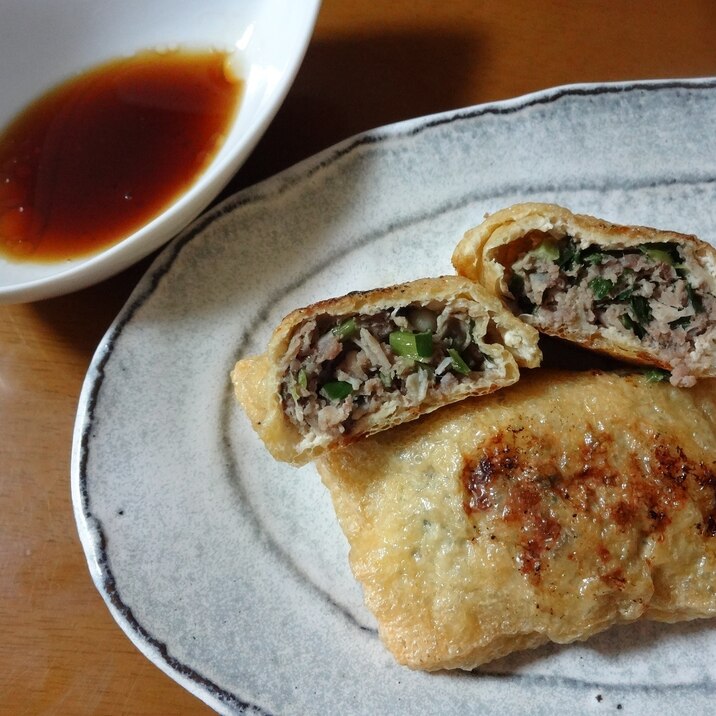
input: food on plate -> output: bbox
[231,276,541,465]
[452,203,716,386]
[317,370,716,670]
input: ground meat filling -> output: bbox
[280,301,497,441]
[508,232,716,386]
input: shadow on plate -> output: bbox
[430,617,716,680]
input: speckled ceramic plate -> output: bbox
[72,78,716,715]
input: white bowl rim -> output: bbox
[0,0,321,304]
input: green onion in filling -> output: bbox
[526,239,560,261]
[321,381,353,401]
[639,247,674,265]
[557,240,580,270]
[588,277,614,300]
[639,242,681,265]
[332,317,358,340]
[581,249,605,265]
[620,313,646,339]
[447,348,471,375]
[613,270,636,301]
[644,368,671,383]
[629,295,653,325]
[389,330,434,359]
[297,367,308,389]
[669,315,692,329]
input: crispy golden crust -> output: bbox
[231,276,541,465]
[451,202,716,373]
[317,370,716,670]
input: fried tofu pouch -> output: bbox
[452,203,716,386]
[232,276,541,465]
[317,370,716,671]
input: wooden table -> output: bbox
[2,1,715,713]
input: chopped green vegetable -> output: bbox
[332,317,358,340]
[297,367,308,389]
[526,239,560,261]
[640,242,681,265]
[639,246,674,266]
[320,381,353,401]
[687,284,704,314]
[612,269,635,301]
[614,285,634,301]
[379,371,392,388]
[630,295,653,325]
[447,348,471,375]
[581,249,605,265]
[589,277,614,300]
[557,240,580,270]
[619,313,646,339]
[389,330,433,359]
[413,331,434,357]
[462,318,476,349]
[669,315,692,329]
[614,287,634,301]
[644,368,671,383]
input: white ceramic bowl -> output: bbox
[0,0,320,304]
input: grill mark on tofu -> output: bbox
[506,232,716,386]
[280,301,500,442]
[460,426,716,585]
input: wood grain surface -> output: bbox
[2,1,715,714]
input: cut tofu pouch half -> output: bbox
[231,276,541,465]
[452,203,716,386]
[317,370,716,671]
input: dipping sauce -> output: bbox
[0,49,242,262]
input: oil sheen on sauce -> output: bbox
[0,49,242,262]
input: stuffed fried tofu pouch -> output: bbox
[317,370,716,671]
[231,276,541,465]
[452,203,716,386]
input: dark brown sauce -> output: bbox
[0,49,242,262]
